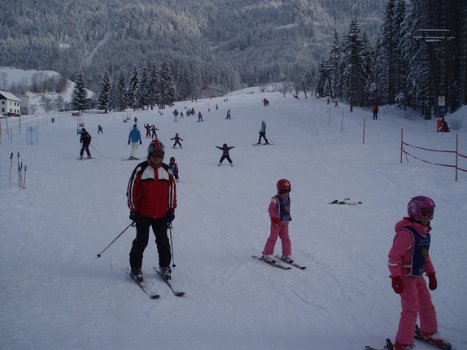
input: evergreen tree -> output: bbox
[115,70,128,112]
[137,67,149,110]
[128,66,139,111]
[72,72,88,112]
[157,62,176,109]
[148,62,159,110]
[98,72,111,113]
[340,19,370,108]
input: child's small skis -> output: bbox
[252,255,291,270]
[274,256,306,269]
[365,339,393,350]
[415,325,452,350]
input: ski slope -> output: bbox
[1,88,466,350]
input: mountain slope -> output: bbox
[0,0,385,88]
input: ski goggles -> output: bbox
[420,207,434,218]
[279,189,291,194]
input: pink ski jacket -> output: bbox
[388,218,435,278]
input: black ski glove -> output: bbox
[129,212,140,223]
[166,210,175,223]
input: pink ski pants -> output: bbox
[395,275,438,345]
[263,223,291,257]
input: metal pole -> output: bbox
[96,222,135,258]
[168,223,176,268]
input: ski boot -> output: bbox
[160,266,172,281]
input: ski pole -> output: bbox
[168,223,176,268]
[90,144,103,157]
[96,222,135,258]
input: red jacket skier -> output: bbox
[127,139,177,282]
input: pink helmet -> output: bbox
[407,196,435,221]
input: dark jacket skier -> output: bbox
[216,143,235,166]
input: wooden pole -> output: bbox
[341,111,344,132]
[363,118,366,144]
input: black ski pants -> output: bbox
[129,217,171,271]
[80,144,91,157]
[258,132,269,144]
[219,155,233,164]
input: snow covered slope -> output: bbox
[1,89,466,350]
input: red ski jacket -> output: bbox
[127,161,177,219]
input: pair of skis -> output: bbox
[252,255,306,270]
[366,327,453,350]
[127,267,185,299]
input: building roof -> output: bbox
[0,90,21,102]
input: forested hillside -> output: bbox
[0,0,384,91]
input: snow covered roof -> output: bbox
[0,90,21,102]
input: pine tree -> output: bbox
[157,62,176,109]
[128,66,139,111]
[72,72,88,112]
[97,72,111,113]
[148,62,159,110]
[340,19,370,109]
[115,70,127,112]
[137,67,149,110]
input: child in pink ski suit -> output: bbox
[388,196,445,350]
[262,179,293,263]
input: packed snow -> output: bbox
[1,88,466,350]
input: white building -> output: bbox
[0,90,21,117]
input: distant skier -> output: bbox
[79,128,92,159]
[388,196,448,350]
[169,156,179,182]
[216,143,235,166]
[226,109,231,119]
[151,125,159,138]
[171,133,183,149]
[144,124,151,138]
[98,125,103,134]
[128,124,142,160]
[373,102,379,120]
[197,111,204,122]
[261,179,293,264]
[257,120,269,144]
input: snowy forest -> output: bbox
[1,0,467,117]
[316,0,467,117]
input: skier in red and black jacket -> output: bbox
[126,139,177,282]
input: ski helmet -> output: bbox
[170,156,175,162]
[148,139,165,156]
[407,196,435,222]
[277,179,291,193]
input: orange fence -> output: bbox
[400,129,467,182]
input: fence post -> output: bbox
[400,128,404,163]
[362,118,366,144]
[341,111,344,132]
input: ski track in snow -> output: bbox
[1,89,467,350]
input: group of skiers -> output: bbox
[82,101,449,350]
